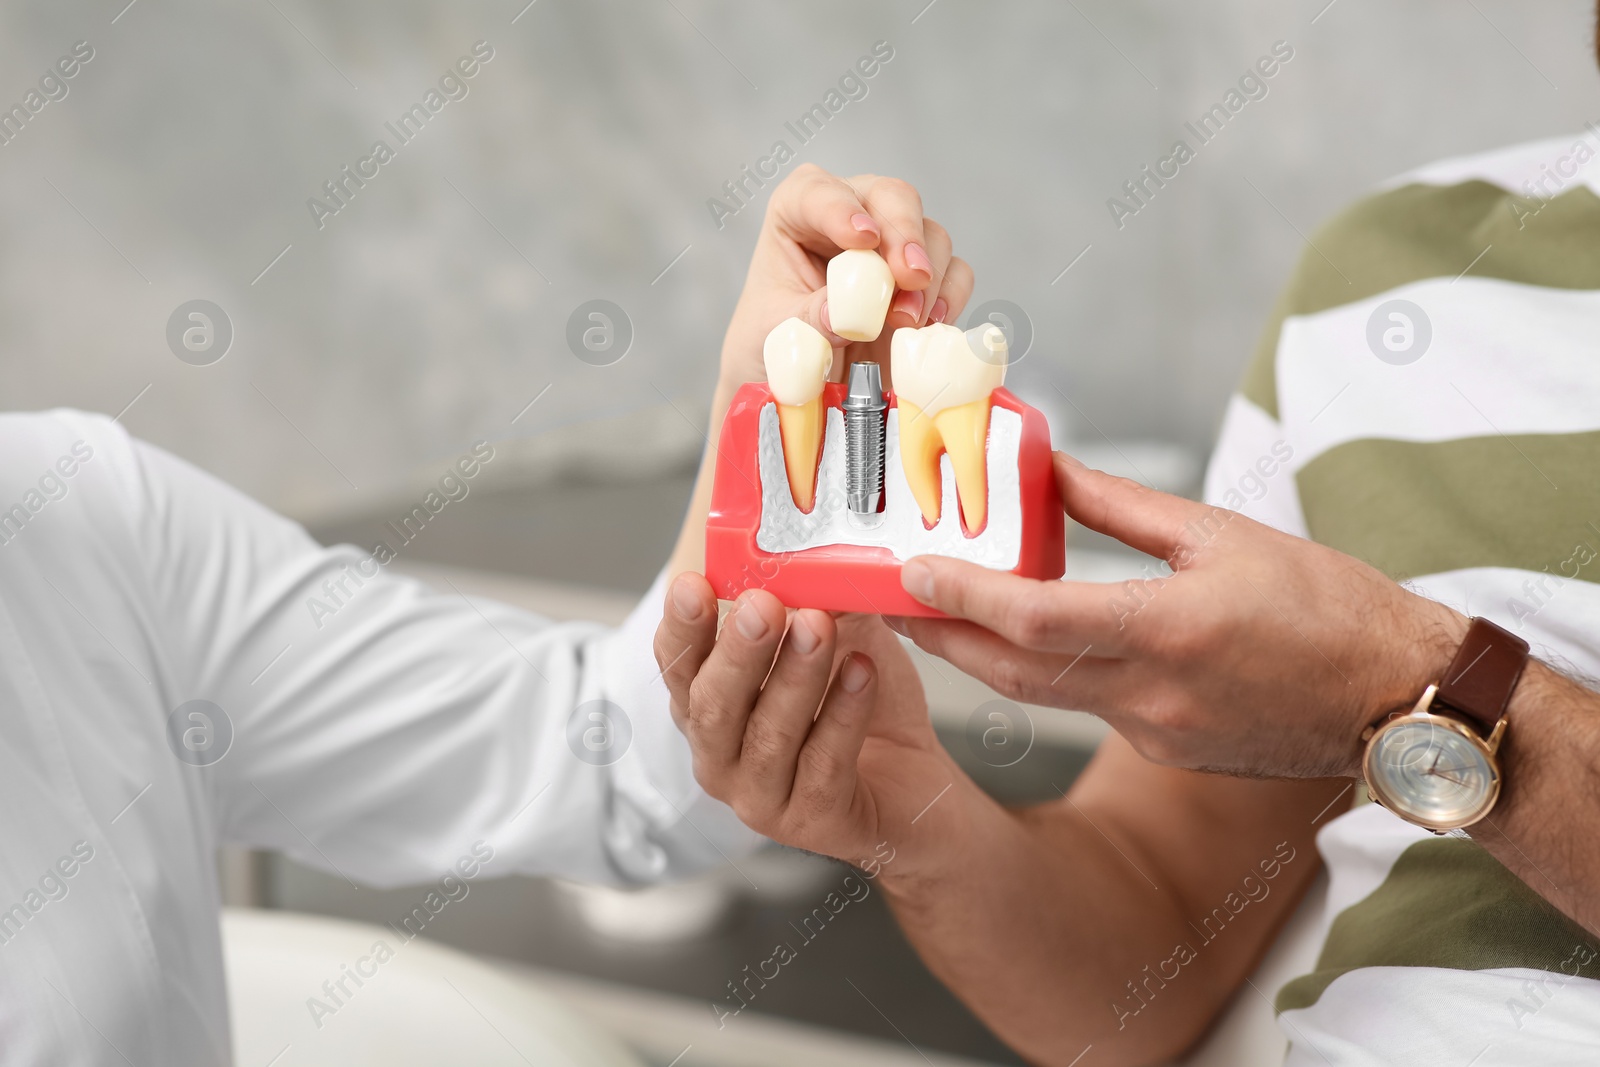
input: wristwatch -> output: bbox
[1361,617,1530,833]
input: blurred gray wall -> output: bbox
[0,0,1594,521]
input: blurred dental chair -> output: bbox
[223,868,1324,1067]
[222,908,644,1067]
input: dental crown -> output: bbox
[826,249,895,342]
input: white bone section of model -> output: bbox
[825,249,895,342]
[763,317,833,511]
[754,402,1023,570]
[890,321,1008,532]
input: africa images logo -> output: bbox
[166,700,233,767]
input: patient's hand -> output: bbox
[717,165,973,391]
[654,573,970,876]
[895,453,1467,780]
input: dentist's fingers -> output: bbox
[930,255,975,326]
[680,590,789,785]
[789,653,877,821]
[768,164,882,259]
[886,218,953,329]
[847,174,932,293]
[737,609,839,817]
[655,572,720,731]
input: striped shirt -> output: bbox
[1201,134,1600,1065]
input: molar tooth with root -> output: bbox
[826,249,895,342]
[763,316,833,511]
[890,322,1008,533]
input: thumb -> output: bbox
[1054,451,1223,563]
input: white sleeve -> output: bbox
[113,426,760,888]
[1201,393,1309,539]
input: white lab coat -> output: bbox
[0,410,757,1065]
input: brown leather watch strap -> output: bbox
[1435,617,1530,735]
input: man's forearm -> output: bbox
[877,781,1273,1067]
[1472,659,1600,935]
[879,794,1179,1065]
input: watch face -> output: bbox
[1365,718,1497,829]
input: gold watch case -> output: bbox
[1361,684,1506,833]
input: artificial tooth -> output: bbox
[889,322,1008,532]
[826,249,895,342]
[763,317,833,511]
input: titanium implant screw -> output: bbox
[844,361,887,515]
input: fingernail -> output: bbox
[889,288,924,323]
[905,243,933,277]
[671,577,702,621]
[900,559,934,602]
[884,616,909,637]
[840,653,872,693]
[734,599,769,640]
[929,298,948,324]
[850,212,880,237]
[1055,450,1087,469]
[820,300,835,338]
[788,615,819,655]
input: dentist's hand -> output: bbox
[718,165,974,392]
[654,573,983,877]
[894,453,1468,780]
[670,167,971,577]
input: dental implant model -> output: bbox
[706,248,1064,616]
[843,362,887,519]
